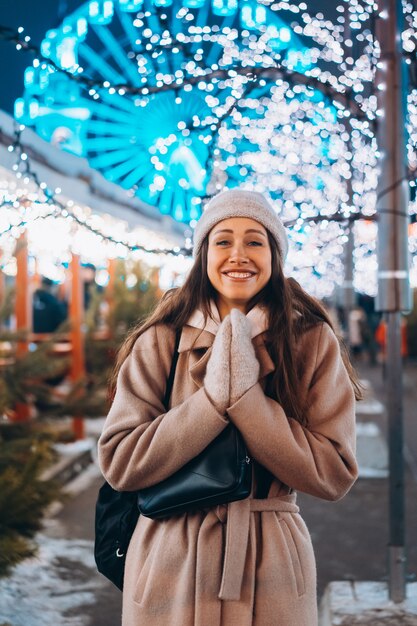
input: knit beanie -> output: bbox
[193,188,288,259]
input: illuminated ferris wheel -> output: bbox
[16,0,326,223]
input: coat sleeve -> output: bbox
[98,325,228,491]
[227,323,358,501]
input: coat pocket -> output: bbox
[279,518,306,597]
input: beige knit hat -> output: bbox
[193,188,288,259]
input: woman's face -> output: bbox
[207,217,272,319]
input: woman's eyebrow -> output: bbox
[212,229,233,235]
[212,228,266,237]
[246,229,267,237]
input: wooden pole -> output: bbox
[106,257,117,337]
[70,253,85,440]
[14,231,31,421]
[0,258,5,321]
[151,267,163,299]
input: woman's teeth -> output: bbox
[225,272,253,278]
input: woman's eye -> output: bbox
[214,240,263,246]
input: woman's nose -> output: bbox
[229,243,249,262]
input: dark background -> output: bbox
[0,0,85,114]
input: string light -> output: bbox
[2,126,192,258]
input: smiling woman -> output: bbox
[98,188,361,626]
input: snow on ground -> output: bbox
[0,460,106,626]
[54,438,96,456]
[320,581,417,624]
[63,462,102,497]
[0,531,105,626]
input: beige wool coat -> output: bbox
[98,317,358,626]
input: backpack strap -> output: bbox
[163,327,181,409]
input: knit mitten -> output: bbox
[204,315,231,414]
[230,308,260,405]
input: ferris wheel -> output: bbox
[16,0,316,223]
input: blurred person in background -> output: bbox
[348,307,365,359]
[32,276,67,334]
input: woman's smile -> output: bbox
[222,270,257,281]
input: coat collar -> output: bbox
[178,325,214,353]
[184,301,269,341]
[178,310,275,388]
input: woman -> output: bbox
[98,188,360,626]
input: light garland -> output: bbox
[0,162,197,291]
[4,125,192,257]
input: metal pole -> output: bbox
[343,222,355,327]
[375,0,412,602]
[386,312,406,601]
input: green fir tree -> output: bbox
[0,422,61,578]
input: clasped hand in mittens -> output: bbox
[229,308,260,406]
[204,314,231,414]
[204,309,260,414]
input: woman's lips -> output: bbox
[222,271,256,280]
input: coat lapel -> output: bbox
[189,349,213,388]
[253,336,275,380]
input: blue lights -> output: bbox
[119,0,143,11]
[56,36,79,70]
[63,17,88,41]
[88,1,114,25]
[183,0,205,8]
[212,0,238,17]
[40,29,58,59]
[241,2,266,29]
[24,65,50,94]
[153,0,173,7]
[15,0,320,224]
[14,97,39,124]
[40,28,80,73]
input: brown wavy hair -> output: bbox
[110,232,362,424]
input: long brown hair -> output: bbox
[110,232,362,424]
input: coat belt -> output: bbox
[216,495,300,601]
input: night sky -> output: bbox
[0,0,85,114]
